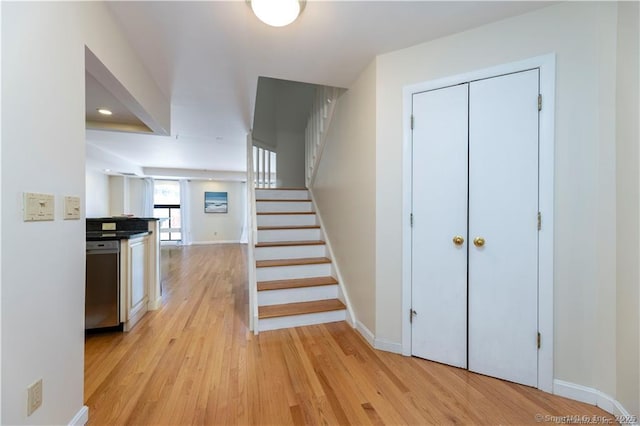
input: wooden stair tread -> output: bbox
[258,276,338,291]
[255,187,307,190]
[256,257,331,268]
[258,225,320,230]
[257,212,316,215]
[258,299,345,319]
[256,199,311,202]
[256,240,326,248]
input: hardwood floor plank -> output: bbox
[85,244,616,426]
[362,402,386,426]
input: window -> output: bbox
[253,146,276,187]
[153,180,181,241]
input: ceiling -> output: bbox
[86,1,552,176]
[86,71,152,133]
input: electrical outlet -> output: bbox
[27,379,42,416]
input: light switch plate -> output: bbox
[23,193,55,221]
[63,196,81,220]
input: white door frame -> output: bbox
[401,54,556,393]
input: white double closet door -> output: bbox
[411,69,540,387]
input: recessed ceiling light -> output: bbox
[104,169,111,172]
[97,108,112,116]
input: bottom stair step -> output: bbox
[258,299,345,319]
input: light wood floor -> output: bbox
[85,244,614,425]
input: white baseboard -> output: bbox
[374,338,403,354]
[356,320,375,347]
[345,311,356,327]
[68,405,89,426]
[190,240,240,245]
[355,321,403,354]
[148,296,162,311]
[553,379,637,423]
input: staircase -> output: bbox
[254,188,346,332]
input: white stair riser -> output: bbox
[258,310,346,332]
[255,245,326,261]
[256,263,332,282]
[256,201,313,213]
[255,190,308,200]
[258,285,338,306]
[258,228,321,242]
[257,214,317,227]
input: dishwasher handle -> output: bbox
[87,249,119,255]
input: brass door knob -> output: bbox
[473,237,485,247]
[452,235,464,246]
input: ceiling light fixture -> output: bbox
[97,108,112,116]
[250,0,305,27]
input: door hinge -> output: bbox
[538,94,542,111]
[537,212,542,231]
[411,115,414,130]
[410,309,417,324]
[537,332,541,349]
[410,213,414,227]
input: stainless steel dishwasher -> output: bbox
[85,240,121,330]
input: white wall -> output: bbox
[188,181,246,244]
[312,61,377,334]
[615,1,640,416]
[373,0,621,404]
[109,175,128,216]
[275,131,305,188]
[252,77,278,150]
[2,4,86,423]
[128,177,146,217]
[1,2,168,424]
[253,78,315,187]
[108,176,147,217]
[85,169,110,217]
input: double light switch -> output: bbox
[23,193,81,221]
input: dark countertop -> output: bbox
[86,217,159,234]
[86,230,151,241]
[86,217,159,222]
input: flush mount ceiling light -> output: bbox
[250,0,306,27]
[97,108,112,116]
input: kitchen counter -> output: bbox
[85,217,162,332]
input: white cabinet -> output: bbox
[115,220,161,332]
[129,237,148,316]
[121,236,149,331]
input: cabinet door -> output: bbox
[130,239,148,311]
[468,69,539,387]
[411,84,469,368]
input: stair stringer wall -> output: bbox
[308,190,357,328]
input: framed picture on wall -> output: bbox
[204,191,228,213]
